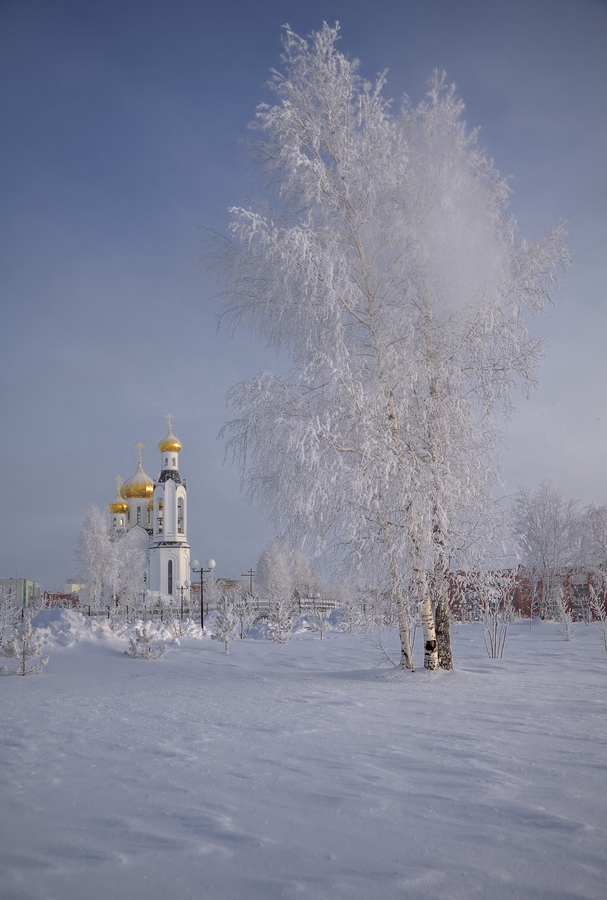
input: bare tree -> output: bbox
[217,24,569,671]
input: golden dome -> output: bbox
[122,460,154,498]
[108,492,129,514]
[108,476,129,514]
[158,428,182,454]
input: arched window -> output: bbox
[157,499,163,534]
[136,506,141,525]
[127,509,130,524]
[172,457,176,466]
[165,457,168,466]
[177,498,184,534]
[113,517,117,526]
[167,560,173,595]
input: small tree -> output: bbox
[553,585,577,641]
[589,584,607,650]
[128,624,167,660]
[0,586,19,650]
[267,598,293,644]
[231,589,256,639]
[306,598,332,640]
[212,594,238,651]
[1,614,49,675]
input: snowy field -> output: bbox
[1,613,606,900]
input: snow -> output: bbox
[1,614,606,899]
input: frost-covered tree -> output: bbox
[76,506,147,611]
[212,594,238,651]
[0,586,19,650]
[115,539,147,607]
[553,584,577,641]
[257,539,294,600]
[257,538,322,602]
[513,482,581,617]
[267,598,294,644]
[1,614,49,675]
[580,505,607,578]
[217,24,569,670]
[589,585,607,650]
[230,589,256,639]
[128,624,167,660]
[76,505,112,608]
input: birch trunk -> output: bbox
[388,391,438,669]
[409,514,439,670]
[389,549,413,669]
[433,514,453,669]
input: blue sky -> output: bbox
[1,0,606,588]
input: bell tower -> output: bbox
[148,415,190,600]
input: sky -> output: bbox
[1,0,606,589]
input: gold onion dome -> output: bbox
[158,428,182,454]
[122,460,154,499]
[108,491,129,514]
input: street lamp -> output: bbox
[191,559,216,630]
[178,580,191,620]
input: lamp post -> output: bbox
[241,568,256,597]
[191,559,216,630]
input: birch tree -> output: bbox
[513,481,581,617]
[216,24,569,670]
[76,505,112,609]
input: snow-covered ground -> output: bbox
[1,613,605,900]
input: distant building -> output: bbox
[64,579,84,594]
[0,578,41,607]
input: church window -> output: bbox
[177,498,184,534]
[165,457,168,467]
[157,499,163,534]
[127,509,130,524]
[113,517,117,526]
[120,517,124,526]
[168,560,173,595]
[137,506,141,525]
[172,457,176,466]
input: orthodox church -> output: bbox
[107,416,190,600]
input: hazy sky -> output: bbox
[1,0,606,589]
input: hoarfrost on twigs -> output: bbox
[213,23,569,672]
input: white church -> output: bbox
[107,416,190,601]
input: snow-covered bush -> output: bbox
[127,624,167,660]
[1,615,49,675]
[464,571,516,659]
